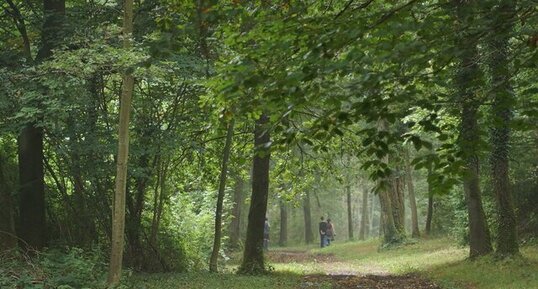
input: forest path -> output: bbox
[267,250,442,289]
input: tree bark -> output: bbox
[453,0,493,258]
[487,0,519,257]
[303,191,314,244]
[210,119,235,272]
[279,198,288,247]
[425,168,434,236]
[107,0,134,283]
[346,185,354,240]
[378,185,401,245]
[18,126,46,250]
[405,151,420,238]
[389,173,405,234]
[358,187,369,240]
[239,114,271,274]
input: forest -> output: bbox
[1,0,538,288]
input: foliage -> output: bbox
[0,248,106,289]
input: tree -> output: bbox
[209,118,235,272]
[346,184,354,240]
[358,187,369,240]
[303,191,314,244]
[452,0,493,258]
[486,0,519,257]
[425,167,434,235]
[405,150,420,238]
[107,0,135,283]
[18,0,65,251]
[238,114,271,274]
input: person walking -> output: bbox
[318,216,328,248]
[326,218,335,246]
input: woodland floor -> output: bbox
[134,238,538,289]
[266,250,442,289]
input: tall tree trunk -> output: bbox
[210,119,235,272]
[228,175,244,250]
[425,168,434,235]
[239,114,271,274]
[405,151,420,238]
[303,191,314,244]
[18,0,65,251]
[358,187,369,240]
[370,189,376,236]
[107,0,134,283]
[378,185,401,245]
[453,0,493,258]
[487,0,519,257]
[346,185,354,240]
[0,153,17,251]
[389,173,405,234]
[18,126,46,250]
[279,198,288,247]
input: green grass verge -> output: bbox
[313,238,538,289]
[130,239,538,289]
[128,271,306,289]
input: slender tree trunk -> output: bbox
[239,114,271,274]
[346,185,354,240]
[359,187,369,240]
[279,198,288,247]
[405,151,420,238]
[107,0,134,283]
[303,191,314,244]
[0,153,17,251]
[487,0,519,257]
[370,189,375,236]
[210,119,235,272]
[228,175,244,250]
[425,168,434,235]
[453,0,493,258]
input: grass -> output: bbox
[129,238,538,289]
[428,246,538,289]
[315,238,468,274]
[128,271,307,289]
[313,238,538,289]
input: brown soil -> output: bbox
[266,250,337,263]
[300,274,442,289]
[267,250,442,289]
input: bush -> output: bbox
[0,247,106,289]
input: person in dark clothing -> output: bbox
[318,216,328,248]
[326,218,335,246]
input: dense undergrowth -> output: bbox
[0,247,106,289]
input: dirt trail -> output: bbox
[267,250,442,289]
